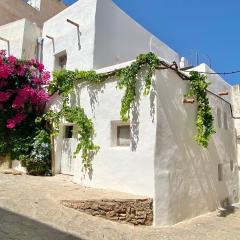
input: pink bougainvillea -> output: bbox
[0,51,50,129]
[6,113,26,129]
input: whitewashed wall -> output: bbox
[42,0,180,72]
[48,61,239,226]
[0,0,66,28]
[42,0,98,71]
[0,19,40,59]
[154,67,238,226]
[42,0,239,227]
[93,0,180,69]
[0,19,25,57]
[49,62,157,197]
[22,20,41,59]
[232,85,240,189]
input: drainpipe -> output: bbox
[37,37,43,63]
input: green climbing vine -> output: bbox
[45,52,215,172]
[45,52,160,172]
[185,71,215,147]
[117,52,160,121]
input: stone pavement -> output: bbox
[0,173,240,240]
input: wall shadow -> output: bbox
[154,70,238,225]
[0,207,84,240]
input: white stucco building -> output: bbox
[1,0,240,227]
[41,0,239,226]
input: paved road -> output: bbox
[0,173,240,240]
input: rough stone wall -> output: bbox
[62,199,153,226]
[0,156,11,170]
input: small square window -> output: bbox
[218,164,223,181]
[55,51,67,70]
[111,121,130,147]
[117,125,130,146]
[64,125,73,139]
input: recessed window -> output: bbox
[217,108,222,128]
[218,164,223,181]
[223,112,228,130]
[230,160,234,172]
[111,121,131,147]
[117,125,130,146]
[55,51,67,70]
[64,125,73,139]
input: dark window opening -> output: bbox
[117,125,130,146]
[64,126,73,139]
[218,164,223,181]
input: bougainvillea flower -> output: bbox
[0,92,11,102]
[6,113,26,129]
[8,56,17,64]
[0,64,12,78]
[0,51,50,128]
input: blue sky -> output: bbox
[64,0,240,85]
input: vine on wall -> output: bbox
[47,52,160,172]
[117,52,160,121]
[47,52,215,172]
[185,71,215,147]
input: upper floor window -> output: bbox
[55,51,67,70]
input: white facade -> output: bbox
[42,0,180,72]
[0,19,41,59]
[42,0,239,226]
[0,0,239,227]
[47,59,239,226]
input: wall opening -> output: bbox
[230,160,234,172]
[111,121,130,147]
[54,51,67,70]
[64,125,73,139]
[117,125,130,146]
[218,164,223,181]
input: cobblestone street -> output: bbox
[0,173,239,240]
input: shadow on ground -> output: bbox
[0,207,84,240]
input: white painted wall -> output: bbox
[232,85,240,191]
[48,61,239,226]
[42,0,180,73]
[22,20,41,59]
[0,19,25,58]
[49,62,156,197]
[93,0,180,69]
[154,67,238,226]
[42,0,239,226]
[42,0,98,72]
[0,19,40,59]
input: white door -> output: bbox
[61,125,76,175]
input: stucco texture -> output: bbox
[0,0,66,28]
